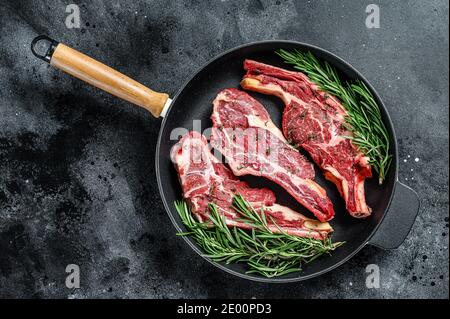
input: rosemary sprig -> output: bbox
[175,195,342,278]
[276,49,392,183]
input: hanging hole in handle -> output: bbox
[31,35,59,63]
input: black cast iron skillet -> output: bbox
[32,36,419,282]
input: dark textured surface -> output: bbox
[0,0,448,299]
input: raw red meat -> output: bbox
[241,59,372,218]
[171,131,332,240]
[210,88,335,222]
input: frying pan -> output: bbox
[31,35,419,282]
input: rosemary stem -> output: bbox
[175,195,343,278]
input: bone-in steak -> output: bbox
[171,131,332,239]
[210,88,335,222]
[241,60,372,218]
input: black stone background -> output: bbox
[0,0,448,298]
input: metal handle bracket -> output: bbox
[31,35,59,63]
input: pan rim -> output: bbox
[155,40,399,283]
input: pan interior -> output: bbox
[157,41,397,282]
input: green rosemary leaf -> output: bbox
[174,195,342,278]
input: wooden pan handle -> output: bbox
[31,35,170,117]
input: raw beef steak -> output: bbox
[210,88,335,222]
[171,131,332,239]
[241,60,372,218]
